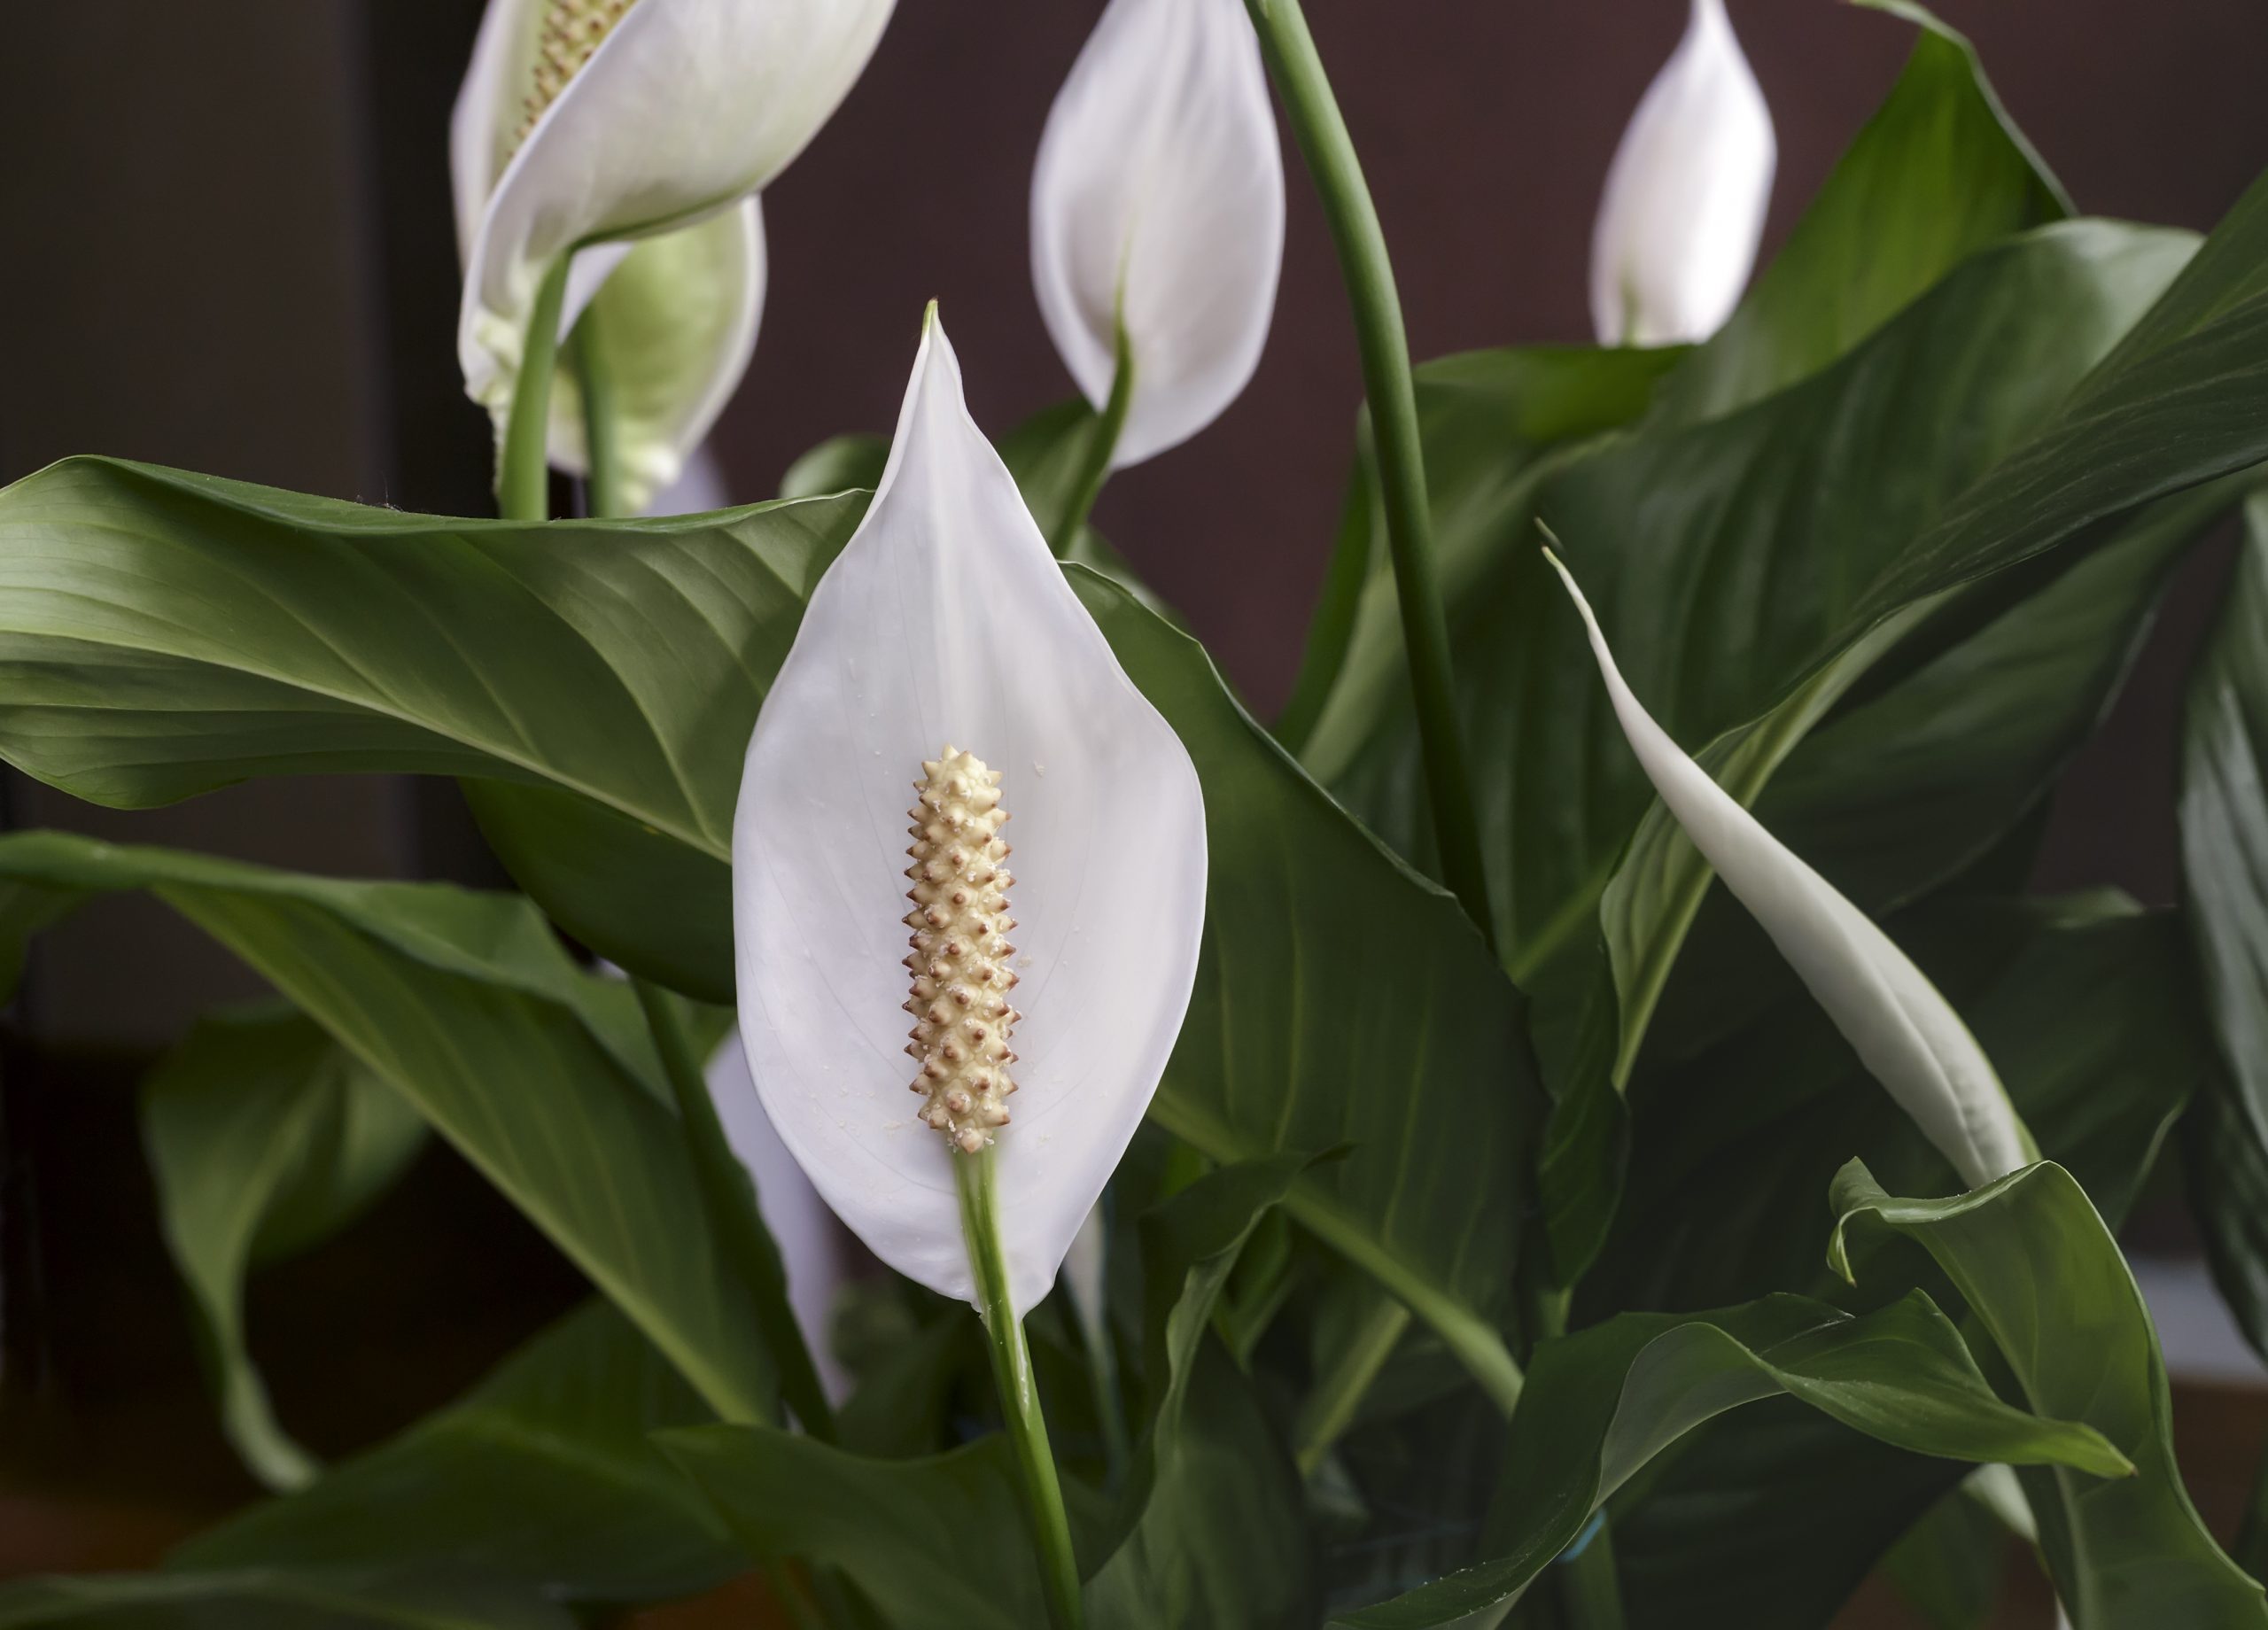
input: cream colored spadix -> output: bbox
[453,0,891,501]
[902,747,1021,1155]
[1542,548,2033,1189]
[1589,0,1775,346]
[730,309,1207,1316]
[1030,0,1285,466]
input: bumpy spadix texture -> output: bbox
[519,0,638,145]
[455,0,891,499]
[732,311,1207,1316]
[1031,0,1284,466]
[903,747,1021,1154]
[452,0,794,509]
[1545,550,2033,1189]
[1589,0,1775,346]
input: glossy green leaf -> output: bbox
[1880,1483,2007,1630]
[0,1571,572,1630]
[1074,567,1531,1415]
[0,831,776,1427]
[175,1300,739,1606]
[1330,1292,2124,1627]
[779,431,888,501]
[0,460,860,995]
[140,1004,426,1491]
[1600,896,2209,1629]
[1590,893,2205,1316]
[2179,489,2268,1360]
[1086,1155,1321,1629]
[660,1424,1045,1630]
[1656,0,2067,423]
[1830,1160,2266,1625]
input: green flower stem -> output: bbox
[571,307,627,521]
[633,978,839,1445]
[1293,1293,1410,1476]
[1244,0,1497,952]
[497,255,572,523]
[1051,319,1137,558]
[958,1148,1084,1629]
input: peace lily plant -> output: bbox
[7,0,2268,1626]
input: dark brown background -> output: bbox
[1,2,2263,1618]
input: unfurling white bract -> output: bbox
[1030,0,1285,466]
[1543,548,2034,1189]
[730,308,1207,1317]
[902,747,1021,1154]
[1589,0,1775,346]
[453,0,890,505]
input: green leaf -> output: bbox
[0,461,861,995]
[659,1424,1045,1630]
[175,1300,740,1607]
[1597,896,2210,1629]
[1879,1483,2007,1630]
[140,1004,426,1491]
[1312,218,2194,977]
[779,431,888,500]
[1329,1292,2125,1627]
[1656,0,2068,423]
[1861,160,2268,622]
[1285,344,1683,779]
[0,831,776,1427]
[1830,1160,2266,1625]
[2179,489,2268,1360]
[1589,893,2206,1318]
[0,1570,573,1630]
[1086,1155,1321,1629]
[1073,567,1531,1414]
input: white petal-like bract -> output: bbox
[457,0,891,431]
[732,311,1208,1316]
[1031,0,1285,466]
[1589,0,1775,346]
[1544,550,2031,1189]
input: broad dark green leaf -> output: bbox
[0,460,861,996]
[1085,1155,1320,1629]
[2179,490,2268,1360]
[0,1570,571,1630]
[1656,0,2068,423]
[1586,893,2205,1318]
[1831,1160,2266,1625]
[1866,161,2268,622]
[1879,1481,2008,1630]
[1599,896,2208,1630]
[659,1424,1045,1630]
[1328,1292,2124,1627]
[0,831,775,1425]
[779,432,888,501]
[1074,567,1530,1413]
[140,1004,425,1491]
[1283,343,1684,780]
[175,1300,738,1607]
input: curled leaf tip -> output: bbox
[903,746,1021,1155]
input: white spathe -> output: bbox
[706,1033,852,1401]
[453,0,890,501]
[1589,0,1775,346]
[731,310,1208,1316]
[1544,549,2033,1189]
[1030,0,1285,467]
